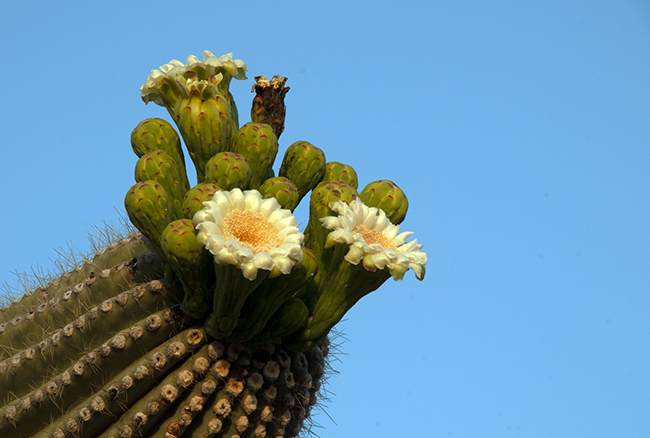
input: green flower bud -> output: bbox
[204,152,251,189]
[130,118,186,170]
[359,179,409,224]
[160,219,213,318]
[175,86,237,183]
[303,180,358,259]
[279,141,326,202]
[322,161,358,188]
[124,180,177,257]
[181,182,220,219]
[231,122,279,190]
[258,176,300,211]
[135,150,191,218]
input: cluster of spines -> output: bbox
[0,231,328,437]
[33,326,205,438]
[0,255,166,359]
[0,233,150,322]
[0,240,324,438]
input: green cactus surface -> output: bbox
[135,150,191,219]
[181,182,221,219]
[258,176,300,211]
[0,235,329,438]
[359,179,409,224]
[322,161,359,189]
[1,50,427,438]
[230,122,279,190]
[131,118,186,170]
[279,141,327,202]
[204,152,251,190]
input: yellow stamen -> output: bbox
[353,225,398,251]
[222,210,281,253]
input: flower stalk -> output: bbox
[193,189,304,338]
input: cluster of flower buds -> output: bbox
[125,51,427,352]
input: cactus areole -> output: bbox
[0,51,427,437]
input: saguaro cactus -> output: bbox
[0,51,427,437]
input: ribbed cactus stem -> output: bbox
[0,234,149,324]
[32,327,206,438]
[101,343,214,438]
[0,257,165,359]
[0,280,180,401]
[0,306,185,438]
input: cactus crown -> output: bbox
[0,50,427,438]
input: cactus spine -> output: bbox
[1,50,427,437]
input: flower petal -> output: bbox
[320,199,427,281]
[194,188,304,280]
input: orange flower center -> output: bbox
[353,225,398,251]
[222,210,281,254]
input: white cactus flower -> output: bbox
[193,189,304,281]
[140,51,248,106]
[320,199,427,281]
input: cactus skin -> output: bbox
[231,122,279,190]
[135,150,191,218]
[247,297,310,349]
[258,176,300,211]
[232,247,318,343]
[177,89,237,183]
[204,264,270,340]
[204,152,251,190]
[279,141,327,202]
[359,179,409,224]
[288,264,391,352]
[251,74,290,139]
[0,234,150,325]
[160,219,213,318]
[124,180,178,257]
[131,117,186,171]
[181,182,221,219]
[303,180,359,260]
[322,161,359,189]
[0,235,328,438]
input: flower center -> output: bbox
[353,225,398,251]
[222,210,281,254]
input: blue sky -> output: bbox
[1,1,649,437]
